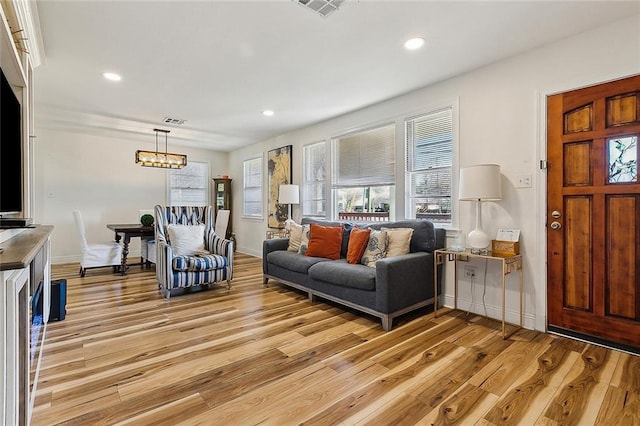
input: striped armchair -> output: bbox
[154,205,233,299]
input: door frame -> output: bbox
[535,72,640,333]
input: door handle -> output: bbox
[550,221,562,230]
[551,210,561,218]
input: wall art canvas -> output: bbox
[267,145,292,228]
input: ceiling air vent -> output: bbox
[294,0,346,17]
[163,117,186,125]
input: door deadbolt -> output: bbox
[550,221,562,230]
[551,210,561,218]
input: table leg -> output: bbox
[121,234,131,276]
[502,259,506,339]
[453,256,458,311]
[501,258,524,340]
[434,254,439,317]
[520,266,524,329]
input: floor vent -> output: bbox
[294,0,346,17]
[163,117,186,125]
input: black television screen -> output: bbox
[0,67,22,213]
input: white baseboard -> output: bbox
[52,255,79,264]
[54,248,255,266]
[52,249,143,265]
[441,294,536,331]
[237,246,261,257]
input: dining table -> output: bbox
[106,223,155,275]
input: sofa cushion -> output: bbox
[172,253,227,272]
[308,259,376,291]
[382,227,414,258]
[346,227,371,264]
[367,220,437,253]
[305,223,343,259]
[298,224,311,255]
[361,229,388,267]
[301,218,353,257]
[268,250,330,274]
[287,220,303,252]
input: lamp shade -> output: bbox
[459,164,502,201]
[278,184,300,205]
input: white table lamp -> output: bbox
[459,164,502,253]
[278,184,300,229]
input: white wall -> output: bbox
[32,128,229,264]
[30,14,639,330]
[229,14,640,332]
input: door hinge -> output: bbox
[540,160,548,170]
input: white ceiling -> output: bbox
[33,0,640,151]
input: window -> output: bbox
[332,123,395,221]
[406,107,453,225]
[302,141,326,218]
[168,161,208,206]
[607,135,637,183]
[243,156,263,217]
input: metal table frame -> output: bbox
[434,249,524,339]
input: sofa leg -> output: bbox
[381,316,392,331]
[164,289,171,300]
[226,279,231,290]
[263,276,269,285]
[308,293,317,303]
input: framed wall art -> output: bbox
[267,145,292,228]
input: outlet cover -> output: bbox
[515,173,532,188]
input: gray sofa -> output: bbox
[263,218,445,331]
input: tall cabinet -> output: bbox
[212,178,232,238]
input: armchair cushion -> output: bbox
[172,253,228,272]
[166,224,205,255]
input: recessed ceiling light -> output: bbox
[103,72,122,82]
[263,110,275,117]
[404,37,425,50]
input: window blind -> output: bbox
[303,141,326,217]
[243,156,263,217]
[332,123,395,188]
[406,108,453,172]
[406,108,453,223]
[169,161,208,206]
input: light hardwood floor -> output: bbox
[32,253,640,425]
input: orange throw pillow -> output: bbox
[346,227,371,264]
[305,224,343,259]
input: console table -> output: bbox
[433,248,523,339]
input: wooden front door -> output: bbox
[547,74,640,349]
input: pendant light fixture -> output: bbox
[135,128,187,169]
